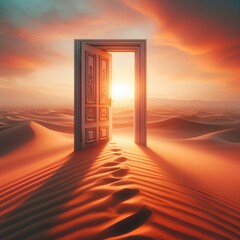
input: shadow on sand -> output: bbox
[0,143,107,239]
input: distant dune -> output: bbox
[194,128,240,143]
[148,117,224,131]
[147,117,226,139]
[147,98,240,111]
[0,121,33,156]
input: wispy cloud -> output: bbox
[0,0,239,103]
[126,0,240,85]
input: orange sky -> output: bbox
[0,0,240,107]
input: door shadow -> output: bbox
[136,145,239,215]
[0,143,107,239]
[136,145,215,195]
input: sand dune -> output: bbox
[33,120,73,134]
[0,121,34,156]
[1,107,240,239]
[209,128,240,143]
[0,125,153,239]
[192,128,240,143]
[0,110,74,134]
[148,117,224,130]
[0,121,72,185]
[147,117,227,139]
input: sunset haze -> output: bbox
[1,0,240,107]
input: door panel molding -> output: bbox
[74,39,147,150]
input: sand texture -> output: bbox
[1,106,240,239]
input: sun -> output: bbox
[112,83,133,100]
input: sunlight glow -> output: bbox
[112,83,132,99]
[110,52,134,102]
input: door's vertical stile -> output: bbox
[84,50,97,147]
[82,51,86,146]
[74,41,81,150]
[96,54,100,143]
[134,49,140,145]
[109,55,112,139]
[99,55,111,142]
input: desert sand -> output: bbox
[0,102,240,239]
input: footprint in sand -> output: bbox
[101,206,152,238]
[111,148,122,153]
[112,152,122,156]
[102,162,120,167]
[97,177,123,185]
[97,167,128,186]
[121,236,154,240]
[114,156,127,163]
[112,167,129,177]
[112,188,140,203]
[110,148,122,156]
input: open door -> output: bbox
[75,39,147,150]
[75,43,112,149]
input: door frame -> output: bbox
[74,39,147,150]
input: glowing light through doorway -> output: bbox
[112,82,132,99]
[110,52,134,101]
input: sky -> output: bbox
[0,0,240,107]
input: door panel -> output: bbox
[80,44,112,148]
[99,57,109,105]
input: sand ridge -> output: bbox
[1,134,153,239]
[0,107,240,239]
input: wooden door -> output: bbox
[78,44,112,148]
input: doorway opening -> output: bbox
[74,39,146,150]
[111,52,134,141]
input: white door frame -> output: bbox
[74,39,147,150]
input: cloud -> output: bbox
[0,0,153,78]
[1,0,239,103]
[200,45,240,74]
[126,0,240,49]
[126,0,240,83]
[0,0,95,78]
[0,21,67,78]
